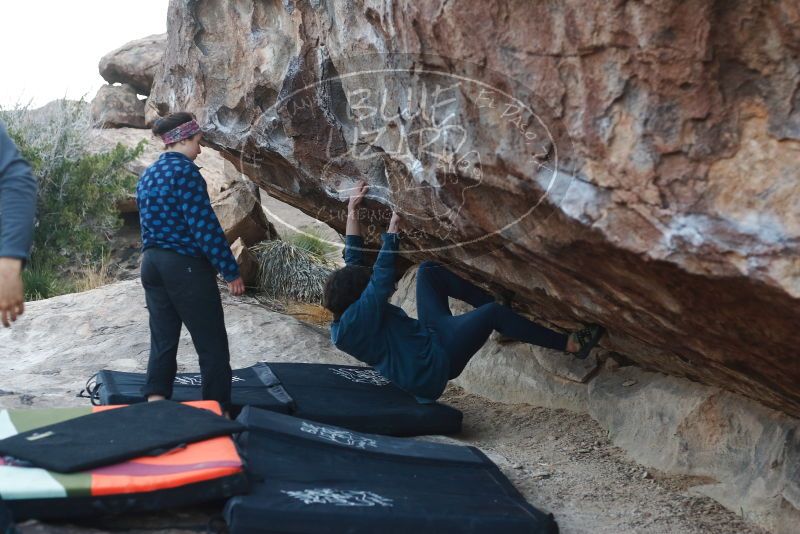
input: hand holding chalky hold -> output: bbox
[0,401,243,473]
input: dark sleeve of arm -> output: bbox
[176,169,241,282]
[343,234,367,266]
[346,233,399,324]
[365,232,399,301]
[0,122,37,262]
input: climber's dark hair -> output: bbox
[322,265,373,321]
[151,111,196,137]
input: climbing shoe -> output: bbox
[568,324,605,360]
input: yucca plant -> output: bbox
[252,239,336,303]
[284,225,340,264]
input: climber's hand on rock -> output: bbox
[388,211,401,234]
[348,180,368,212]
[0,258,24,328]
[227,277,245,297]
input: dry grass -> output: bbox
[284,301,334,326]
[73,254,113,293]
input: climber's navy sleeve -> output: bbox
[343,234,367,266]
[0,121,37,262]
[338,232,398,329]
[174,166,241,282]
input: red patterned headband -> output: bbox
[161,119,201,144]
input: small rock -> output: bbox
[512,463,523,470]
[642,471,652,479]
[622,379,637,387]
[19,394,35,406]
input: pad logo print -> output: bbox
[330,368,390,386]
[281,488,393,507]
[300,422,378,449]
[173,374,245,386]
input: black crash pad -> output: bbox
[89,364,293,414]
[90,363,462,437]
[224,407,558,534]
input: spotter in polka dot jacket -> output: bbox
[136,151,241,282]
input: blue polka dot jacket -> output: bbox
[136,151,241,281]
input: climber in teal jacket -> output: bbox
[324,181,604,402]
[329,227,451,401]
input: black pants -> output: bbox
[140,248,232,410]
[416,261,569,379]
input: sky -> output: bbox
[0,1,169,109]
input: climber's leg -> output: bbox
[416,261,495,325]
[433,302,569,379]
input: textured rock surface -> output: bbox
[588,367,800,534]
[231,236,259,286]
[90,84,146,129]
[99,34,166,96]
[211,181,277,246]
[149,0,800,417]
[0,280,350,411]
[143,100,160,128]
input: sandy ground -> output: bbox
[437,387,766,534]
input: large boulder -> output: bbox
[90,84,146,129]
[211,181,277,246]
[149,0,800,420]
[99,34,166,96]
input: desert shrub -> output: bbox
[21,263,74,301]
[252,239,335,303]
[1,100,143,299]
